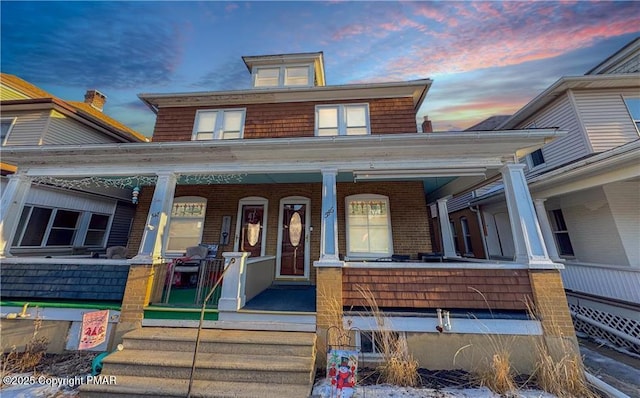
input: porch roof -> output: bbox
[3,129,563,171]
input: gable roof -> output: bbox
[1,73,148,143]
[586,37,640,75]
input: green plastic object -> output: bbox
[91,344,124,376]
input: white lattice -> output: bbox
[569,302,640,354]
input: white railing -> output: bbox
[561,262,640,305]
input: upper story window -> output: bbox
[623,97,640,133]
[193,109,245,140]
[316,104,370,137]
[254,65,311,88]
[527,148,546,169]
[1,117,16,145]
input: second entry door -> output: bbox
[277,197,310,279]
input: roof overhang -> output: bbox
[472,139,640,204]
[3,130,564,181]
[138,79,432,113]
[0,98,147,143]
[498,74,640,129]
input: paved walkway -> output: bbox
[579,338,640,397]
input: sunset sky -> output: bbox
[2,1,638,137]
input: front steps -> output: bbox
[81,327,317,398]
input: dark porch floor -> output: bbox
[243,285,316,312]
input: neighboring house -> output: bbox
[1,52,576,395]
[437,38,640,353]
[0,73,149,257]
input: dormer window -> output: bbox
[254,65,312,88]
[192,109,245,140]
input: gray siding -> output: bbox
[43,110,118,144]
[2,110,49,146]
[574,88,640,153]
[603,181,640,267]
[106,201,136,248]
[520,94,589,173]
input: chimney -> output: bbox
[84,89,107,111]
[421,115,433,133]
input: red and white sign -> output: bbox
[79,310,109,350]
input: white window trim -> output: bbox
[12,205,111,248]
[460,217,473,256]
[526,148,546,171]
[345,194,393,259]
[355,330,406,361]
[622,95,640,135]
[192,109,246,141]
[234,196,268,257]
[1,117,17,145]
[548,208,575,259]
[315,103,370,137]
[252,64,314,88]
[164,196,207,256]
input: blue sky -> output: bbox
[2,1,639,137]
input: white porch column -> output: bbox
[218,252,250,312]
[501,164,554,266]
[0,173,31,257]
[533,198,562,262]
[437,196,457,258]
[133,172,177,263]
[315,168,341,266]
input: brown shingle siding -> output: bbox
[343,268,532,310]
[151,97,417,142]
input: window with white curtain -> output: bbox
[345,194,392,258]
[166,197,207,254]
[316,104,369,136]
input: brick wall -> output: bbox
[128,181,432,282]
[151,97,417,142]
[528,270,575,337]
[343,268,532,310]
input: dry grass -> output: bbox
[356,285,420,387]
[1,317,50,376]
[475,349,518,395]
[526,299,599,398]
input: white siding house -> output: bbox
[473,38,640,353]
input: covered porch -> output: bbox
[1,130,569,341]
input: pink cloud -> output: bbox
[225,3,238,13]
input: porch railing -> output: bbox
[561,262,640,305]
[152,258,226,306]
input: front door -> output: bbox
[277,197,310,279]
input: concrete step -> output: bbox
[123,327,315,356]
[101,349,315,385]
[80,375,312,398]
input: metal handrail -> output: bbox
[186,257,236,398]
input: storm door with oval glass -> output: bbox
[276,197,310,279]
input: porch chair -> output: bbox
[164,245,209,303]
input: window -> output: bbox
[460,217,474,255]
[192,109,245,140]
[357,330,403,357]
[345,194,392,258]
[84,214,111,246]
[316,104,369,136]
[624,97,640,132]
[1,117,16,145]
[528,148,545,168]
[549,209,574,257]
[254,65,311,87]
[11,206,107,248]
[166,197,207,254]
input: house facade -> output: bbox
[436,39,640,353]
[0,73,149,257]
[1,52,578,395]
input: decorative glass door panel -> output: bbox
[279,203,306,277]
[241,204,264,258]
